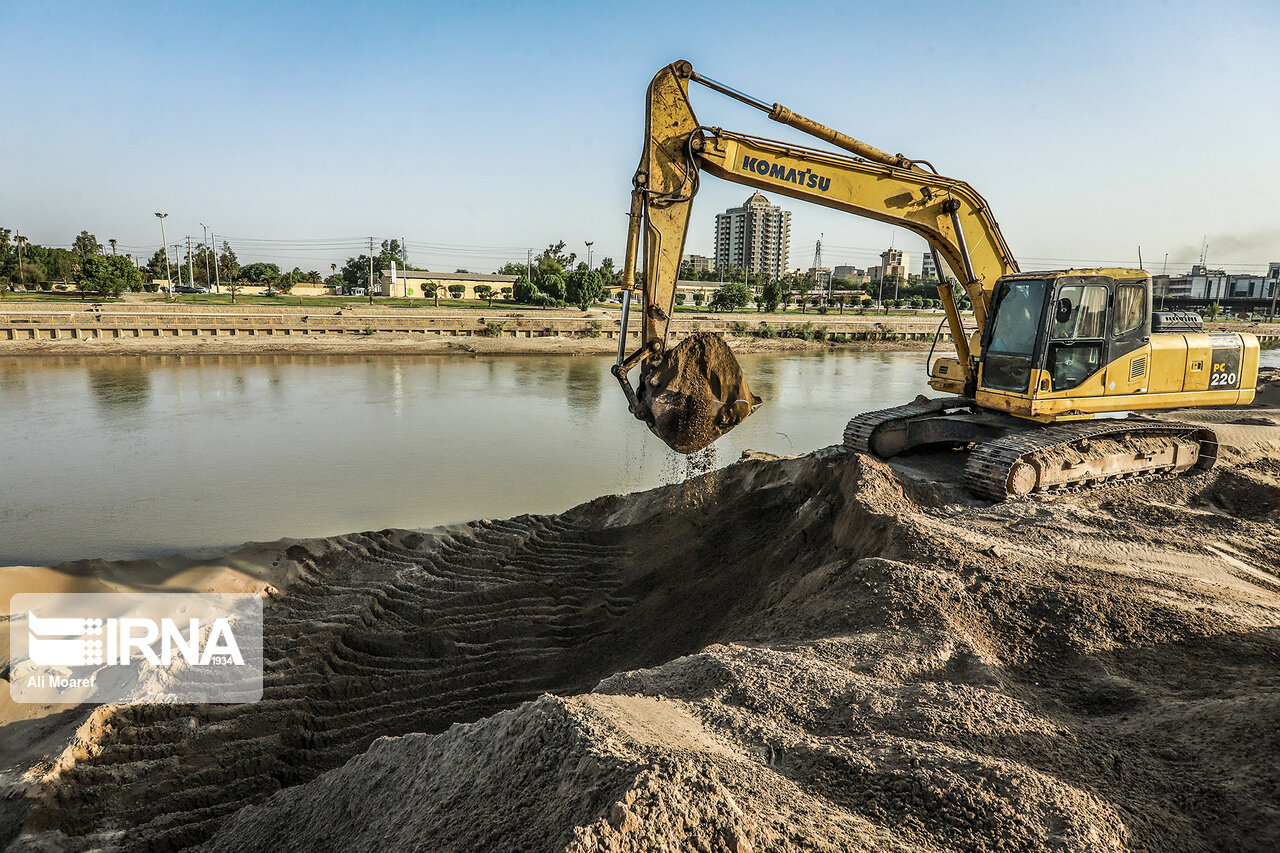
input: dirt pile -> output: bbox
[640,332,762,453]
[4,376,1280,852]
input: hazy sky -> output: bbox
[3,0,1278,276]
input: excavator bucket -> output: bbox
[638,332,762,453]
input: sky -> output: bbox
[2,0,1278,277]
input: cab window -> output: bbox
[983,280,1047,393]
[1113,284,1145,336]
[1047,283,1107,390]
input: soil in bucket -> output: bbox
[639,332,762,453]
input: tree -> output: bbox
[79,254,142,298]
[72,230,102,257]
[795,280,811,313]
[835,293,848,314]
[692,291,705,307]
[762,280,783,312]
[711,281,751,311]
[512,276,539,304]
[143,248,170,285]
[448,284,465,300]
[226,282,242,304]
[566,269,604,310]
[218,241,240,286]
[500,287,513,301]
[422,282,446,306]
[533,241,576,278]
[675,292,686,305]
[341,255,372,291]
[240,262,281,284]
[598,256,618,288]
[536,272,566,302]
[475,284,494,305]
[496,261,527,277]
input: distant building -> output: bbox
[376,269,519,299]
[873,248,910,283]
[921,253,939,281]
[682,254,714,274]
[714,191,791,280]
[1153,263,1279,304]
[832,264,866,282]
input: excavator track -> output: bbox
[843,396,975,455]
[963,419,1218,500]
[844,401,1219,500]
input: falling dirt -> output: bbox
[640,332,762,454]
[3,373,1280,852]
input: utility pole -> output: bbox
[585,241,593,272]
[402,236,408,297]
[200,223,212,287]
[1270,269,1279,323]
[526,248,532,283]
[108,238,117,256]
[212,231,221,293]
[368,236,375,305]
[186,236,195,293]
[15,235,25,287]
[211,230,221,294]
[154,213,172,299]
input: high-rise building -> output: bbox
[921,252,938,281]
[714,191,791,279]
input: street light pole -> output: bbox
[584,241,593,271]
[186,236,195,296]
[200,223,212,288]
[154,213,172,299]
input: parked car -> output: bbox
[173,286,201,294]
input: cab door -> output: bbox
[1044,281,1108,396]
[1105,280,1152,395]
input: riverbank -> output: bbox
[3,302,1275,357]
[0,303,949,356]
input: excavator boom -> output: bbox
[615,60,1018,451]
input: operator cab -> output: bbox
[978,269,1152,401]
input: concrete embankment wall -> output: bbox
[0,304,960,343]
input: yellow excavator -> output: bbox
[613,60,1261,497]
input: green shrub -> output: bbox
[584,319,603,338]
[731,321,751,335]
[481,321,505,337]
[754,323,776,339]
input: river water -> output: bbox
[3,349,1276,566]
[0,351,932,565]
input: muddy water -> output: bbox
[1,350,1276,566]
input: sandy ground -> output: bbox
[1,371,1278,852]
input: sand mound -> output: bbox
[640,332,762,453]
[4,384,1280,852]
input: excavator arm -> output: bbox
[615,60,1020,452]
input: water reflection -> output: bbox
[86,367,152,417]
[564,359,603,414]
